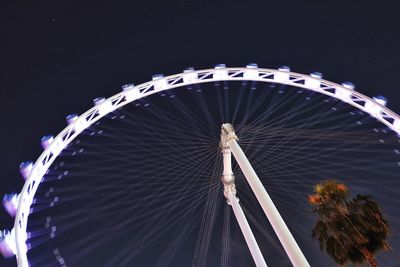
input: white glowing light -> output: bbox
[2,194,19,217]
[365,95,388,117]
[214,64,229,79]
[93,97,114,115]
[66,114,88,133]
[275,66,290,83]
[244,63,259,79]
[0,229,16,258]
[336,82,355,102]
[305,72,322,90]
[152,74,169,90]
[19,162,33,180]
[122,84,141,101]
[183,67,198,83]
[40,135,54,149]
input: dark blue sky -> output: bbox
[1,1,400,266]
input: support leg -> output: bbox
[229,139,310,267]
[226,191,268,267]
[220,129,268,267]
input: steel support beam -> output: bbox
[222,123,310,267]
[226,191,268,267]
[220,129,267,267]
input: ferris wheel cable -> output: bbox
[240,133,397,163]
[37,178,220,204]
[160,89,220,136]
[237,101,331,162]
[237,86,316,133]
[234,141,396,194]
[250,98,347,143]
[55,148,216,180]
[180,83,219,133]
[28,194,212,253]
[31,168,220,227]
[39,183,213,253]
[239,96,350,135]
[43,169,220,202]
[106,110,216,142]
[108,88,356,162]
[239,139,396,152]
[192,157,223,267]
[131,92,220,138]
[77,138,216,159]
[231,83,249,124]
[136,217,197,267]
[220,204,231,267]
[221,82,231,120]
[244,141,396,172]
[238,126,397,144]
[113,121,217,149]
[39,142,394,220]
[29,188,215,249]
[234,83,283,127]
[255,163,398,183]
[42,130,392,205]
[36,163,396,230]
[38,172,221,199]
[250,107,356,138]
[47,181,216,220]
[61,198,207,267]
[248,137,397,174]
[35,172,213,202]
[37,164,220,219]
[64,127,220,170]
[33,156,222,225]
[116,189,219,266]
[193,191,222,266]
[55,150,217,177]
[240,117,383,167]
[66,143,218,173]
[250,158,396,191]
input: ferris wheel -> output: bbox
[1,64,400,267]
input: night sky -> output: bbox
[1,1,400,266]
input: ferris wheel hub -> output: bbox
[220,123,238,202]
[220,123,238,148]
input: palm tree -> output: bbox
[308,180,390,267]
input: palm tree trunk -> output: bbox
[360,247,378,267]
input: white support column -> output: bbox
[220,126,268,267]
[228,139,310,267]
[226,191,268,267]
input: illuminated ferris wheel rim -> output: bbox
[10,64,400,266]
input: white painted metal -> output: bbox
[220,123,237,200]
[2,194,19,217]
[13,66,400,267]
[0,229,16,258]
[221,124,267,267]
[227,191,268,267]
[229,138,310,267]
[18,162,33,181]
[40,135,54,150]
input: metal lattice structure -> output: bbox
[5,65,400,266]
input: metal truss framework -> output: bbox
[12,66,400,267]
